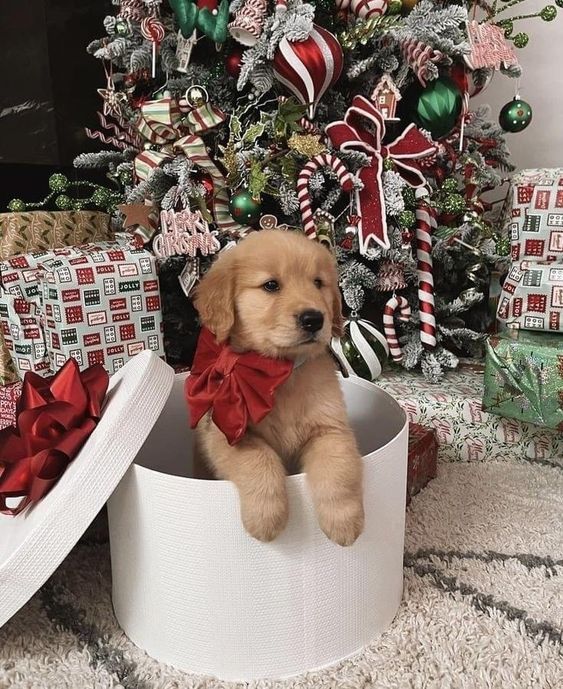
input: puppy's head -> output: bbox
[193,230,343,359]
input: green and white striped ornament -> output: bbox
[331,318,389,381]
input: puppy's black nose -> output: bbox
[298,309,324,333]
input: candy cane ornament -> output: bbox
[383,296,411,362]
[415,189,437,349]
[297,153,354,238]
[140,17,165,78]
[335,0,388,19]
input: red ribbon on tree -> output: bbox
[0,359,109,516]
[325,95,436,254]
[185,327,294,445]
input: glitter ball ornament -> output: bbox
[375,261,407,291]
[229,189,261,225]
[499,97,533,133]
[91,188,111,207]
[398,209,416,229]
[8,199,26,212]
[556,0,563,7]
[55,194,73,210]
[541,5,557,20]
[441,178,458,194]
[331,318,389,381]
[441,193,466,215]
[513,32,529,48]
[388,0,402,12]
[49,173,69,192]
[225,46,245,78]
[73,200,84,211]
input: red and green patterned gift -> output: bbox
[483,330,563,430]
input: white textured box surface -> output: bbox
[107,374,408,682]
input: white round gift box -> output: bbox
[107,364,408,681]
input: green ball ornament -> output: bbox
[540,5,557,20]
[442,193,466,215]
[388,0,403,14]
[398,209,416,229]
[91,187,111,207]
[410,76,463,139]
[331,318,389,381]
[556,0,563,8]
[402,186,416,208]
[500,19,514,37]
[8,199,27,212]
[72,200,84,211]
[55,194,73,210]
[499,97,533,133]
[441,178,458,194]
[513,32,529,48]
[49,173,69,192]
[494,234,511,256]
[115,18,130,36]
[228,189,261,225]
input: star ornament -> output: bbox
[118,203,157,232]
[97,86,128,117]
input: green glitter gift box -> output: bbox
[483,330,563,430]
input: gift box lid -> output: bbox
[0,350,175,628]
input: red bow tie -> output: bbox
[185,327,294,445]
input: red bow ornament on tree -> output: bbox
[186,327,294,445]
[0,359,109,516]
[325,95,436,254]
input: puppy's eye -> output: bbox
[314,278,323,289]
[263,280,280,292]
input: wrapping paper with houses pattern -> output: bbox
[500,168,563,263]
[0,239,164,378]
[497,262,563,332]
[0,211,112,260]
[482,330,563,431]
[376,367,563,463]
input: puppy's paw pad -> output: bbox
[318,499,364,547]
[241,493,289,543]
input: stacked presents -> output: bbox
[485,168,563,432]
[0,210,165,428]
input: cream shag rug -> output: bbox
[1,455,562,689]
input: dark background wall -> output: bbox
[0,0,111,207]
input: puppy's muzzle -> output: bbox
[298,309,324,334]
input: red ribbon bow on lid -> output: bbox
[0,359,109,516]
[325,95,436,254]
[185,328,294,445]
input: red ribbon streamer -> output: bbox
[325,95,436,253]
[185,328,294,445]
[0,359,109,516]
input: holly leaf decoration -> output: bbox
[242,121,266,144]
[248,162,269,200]
[229,114,242,140]
[274,97,307,140]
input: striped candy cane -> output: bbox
[415,189,437,349]
[335,0,388,19]
[400,38,444,87]
[383,296,411,362]
[297,153,354,238]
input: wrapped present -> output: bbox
[500,168,563,263]
[483,330,563,430]
[376,367,563,464]
[0,211,113,260]
[407,423,438,504]
[0,239,164,377]
[0,381,21,430]
[497,262,563,331]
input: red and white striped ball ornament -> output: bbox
[331,318,389,381]
[273,24,344,119]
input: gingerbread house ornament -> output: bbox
[370,74,402,121]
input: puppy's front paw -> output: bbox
[240,490,289,542]
[317,497,364,547]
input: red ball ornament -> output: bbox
[225,46,245,79]
[195,171,214,201]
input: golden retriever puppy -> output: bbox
[192,230,364,546]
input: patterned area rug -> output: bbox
[1,456,562,689]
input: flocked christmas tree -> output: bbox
[71,0,561,380]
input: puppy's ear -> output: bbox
[331,276,344,337]
[193,251,236,342]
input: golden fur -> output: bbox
[193,230,364,545]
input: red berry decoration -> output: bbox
[225,46,245,78]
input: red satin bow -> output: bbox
[326,95,436,253]
[185,327,294,445]
[0,359,109,516]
